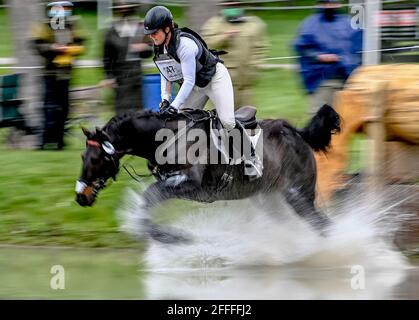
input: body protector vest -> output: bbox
[153,27,221,88]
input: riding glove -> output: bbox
[159,99,170,110]
[159,99,178,115]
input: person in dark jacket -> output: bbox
[32,1,86,149]
[101,1,153,116]
[294,0,363,113]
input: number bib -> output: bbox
[154,55,183,82]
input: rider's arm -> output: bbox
[170,37,199,109]
[160,74,172,102]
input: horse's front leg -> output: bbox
[134,176,209,244]
[127,180,199,244]
[142,176,208,211]
[142,180,177,210]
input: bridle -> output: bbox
[76,140,120,196]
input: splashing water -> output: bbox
[117,185,417,299]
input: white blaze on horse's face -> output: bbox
[75,178,96,207]
[75,180,87,194]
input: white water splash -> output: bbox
[117,185,416,299]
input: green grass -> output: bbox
[0,8,12,57]
[254,68,308,124]
[0,141,149,248]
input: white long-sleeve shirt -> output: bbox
[160,36,199,109]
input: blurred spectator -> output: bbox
[32,1,86,150]
[294,0,362,113]
[201,1,269,108]
[101,1,153,116]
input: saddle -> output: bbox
[157,105,257,127]
[234,106,258,129]
[150,106,262,187]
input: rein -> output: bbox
[87,139,153,184]
[122,162,153,183]
[178,109,216,124]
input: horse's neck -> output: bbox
[107,114,201,162]
[108,115,166,161]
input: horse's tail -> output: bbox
[298,104,341,152]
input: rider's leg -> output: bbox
[205,63,235,130]
[205,63,262,177]
[235,121,264,178]
[178,86,209,111]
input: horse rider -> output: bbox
[143,5,262,178]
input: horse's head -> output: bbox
[75,127,120,207]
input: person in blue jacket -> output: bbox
[294,0,363,113]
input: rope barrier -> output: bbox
[2,43,419,70]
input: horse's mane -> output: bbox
[102,110,157,135]
[102,108,213,135]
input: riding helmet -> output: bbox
[144,6,173,35]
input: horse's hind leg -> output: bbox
[284,187,331,232]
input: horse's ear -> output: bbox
[82,127,92,139]
[95,127,111,142]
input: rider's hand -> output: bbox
[159,100,178,115]
[159,99,170,110]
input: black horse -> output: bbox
[76,105,340,241]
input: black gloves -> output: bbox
[159,99,178,115]
[159,99,170,110]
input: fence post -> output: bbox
[366,81,387,192]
